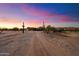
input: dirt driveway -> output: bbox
[0,31,79,56]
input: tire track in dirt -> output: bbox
[0,31,79,56]
[0,32,22,47]
[42,32,79,55]
[0,32,26,55]
[11,31,34,56]
[33,31,57,56]
[29,31,50,56]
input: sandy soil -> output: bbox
[0,31,79,56]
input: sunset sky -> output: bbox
[0,3,79,28]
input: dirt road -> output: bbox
[0,31,79,56]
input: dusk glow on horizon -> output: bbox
[0,3,79,28]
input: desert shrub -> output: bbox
[12,27,19,31]
[38,27,45,31]
[27,27,45,31]
[44,25,56,33]
[56,28,64,32]
[45,25,56,31]
[44,25,65,34]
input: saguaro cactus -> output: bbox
[22,22,25,33]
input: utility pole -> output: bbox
[43,20,45,28]
[43,20,45,30]
[22,22,25,33]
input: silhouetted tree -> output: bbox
[12,27,19,31]
[46,25,56,31]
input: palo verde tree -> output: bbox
[46,25,56,31]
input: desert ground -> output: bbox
[0,31,79,56]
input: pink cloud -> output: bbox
[21,4,68,18]
[21,4,79,23]
[21,4,52,17]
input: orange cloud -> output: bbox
[0,17,22,28]
[0,17,43,28]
